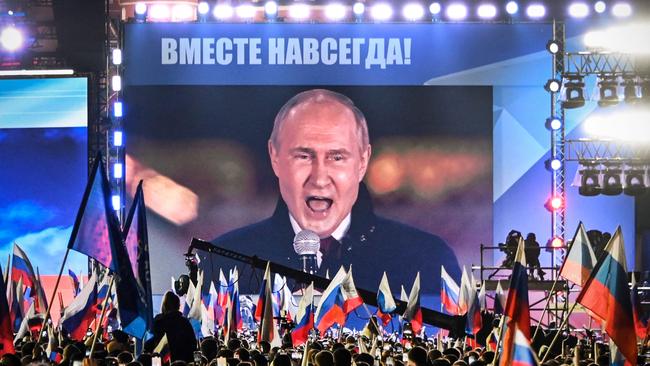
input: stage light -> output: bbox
[526,3,545,18]
[563,74,585,109]
[264,1,278,18]
[621,74,640,103]
[353,2,365,17]
[403,3,425,21]
[172,4,194,21]
[114,163,123,179]
[594,1,606,14]
[584,24,650,54]
[1,26,23,51]
[289,3,310,20]
[446,3,467,20]
[135,2,147,16]
[505,1,518,15]
[545,195,564,212]
[213,4,234,20]
[113,101,123,118]
[579,163,601,196]
[550,159,562,171]
[551,237,563,249]
[544,79,561,93]
[545,158,562,171]
[602,164,623,195]
[624,165,647,196]
[113,131,123,147]
[568,2,589,18]
[546,40,560,54]
[550,196,562,210]
[428,2,441,15]
[371,3,393,21]
[598,74,619,107]
[236,4,257,19]
[546,117,562,131]
[149,4,171,21]
[111,75,122,92]
[198,2,210,15]
[612,2,632,17]
[584,110,650,142]
[112,195,121,211]
[325,3,347,21]
[112,49,122,66]
[477,4,497,19]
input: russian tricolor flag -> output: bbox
[214,269,228,326]
[315,266,347,334]
[291,282,315,346]
[632,273,650,338]
[11,243,37,291]
[500,237,530,366]
[494,280,506,315]
[224,267,243,338]
[440,265,460,315]
[459,266,481,336]
[257,263,281,346]
[61,271,98,341]
[403,272,423,335]
[559,222,597,287]
[511,326,539,366]
[69,269,81,296]
[376,272,396,326]
[341,266,363,314]
[576,227,637,364]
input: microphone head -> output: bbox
[293,230,320,256]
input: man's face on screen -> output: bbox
[269,99,370,238]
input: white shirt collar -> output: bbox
[289,213,351,241]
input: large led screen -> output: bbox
[124,85,493,303]
[0,77,89,278]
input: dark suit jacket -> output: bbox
[144,311,196,362]
[206,184,461,297]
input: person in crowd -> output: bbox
[144,291,197,362]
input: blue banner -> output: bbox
[124,23,551,86]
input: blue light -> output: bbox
[111,195,121,210]
[550,117,562,130]
[550,159,562,170]
[113,131,123,147]
[113,163,123,179]
[114,101,123,118]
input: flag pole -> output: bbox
[37,248,71,344]
[540,300,580,363]
[490,313,506,366]
[90,275,115,356]
[531,278,561,340]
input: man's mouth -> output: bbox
[305,196,333,212]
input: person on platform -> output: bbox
[209,89,461,295]
[144,291,196,362]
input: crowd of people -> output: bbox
[3,290,649,366]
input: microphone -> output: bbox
[293,230,320,275]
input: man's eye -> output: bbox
[295,154,310,160]
[331,153,344,161]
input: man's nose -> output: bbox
[308,159,331,187]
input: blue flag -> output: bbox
[67,153,122,272]
[117,181,154,338]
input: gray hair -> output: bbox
[269,89,370,150]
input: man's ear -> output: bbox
[268,140,280,178]
[358,144,372,181]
